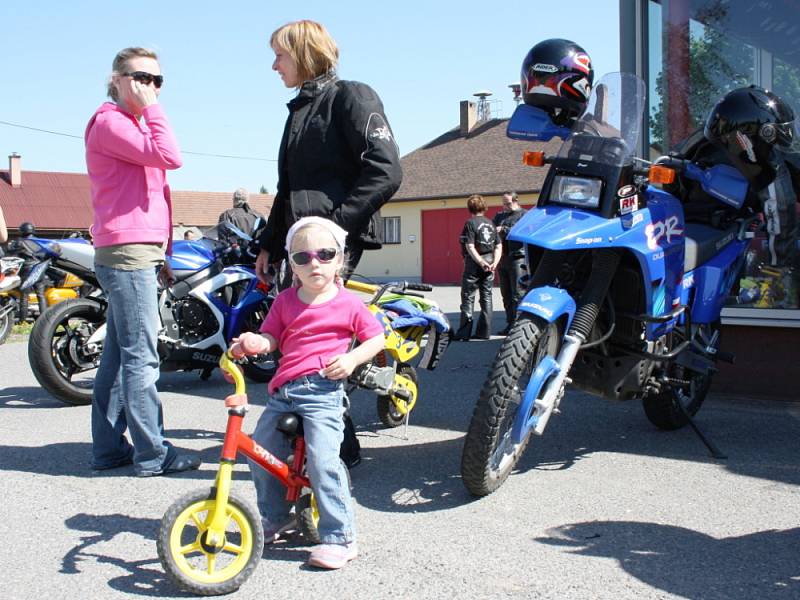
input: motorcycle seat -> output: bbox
[276,413,303,437]
[684,223,739,272]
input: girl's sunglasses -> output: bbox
[124,71,164,88]
[290,247,338,266]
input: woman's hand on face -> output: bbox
[126,78,158,113]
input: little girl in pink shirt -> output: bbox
[230,216,384,570]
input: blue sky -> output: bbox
[0,1,619,194]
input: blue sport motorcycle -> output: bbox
[461,73,754,495]
[27,223,276,406]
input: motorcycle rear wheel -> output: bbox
[460,314,559,496]
[28,298,104,406]
[376,363,418,428]
[642,323,718,430]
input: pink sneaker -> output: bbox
[307,542,358,569]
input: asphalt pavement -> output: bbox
[1,285,798,599]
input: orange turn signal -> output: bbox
[649,165,676,185]
[522,151,545,167]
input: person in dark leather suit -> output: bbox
[492,191,527,335]
[255,19,402,285]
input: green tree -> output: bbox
[650,23,754,152]
[259,185,268,194]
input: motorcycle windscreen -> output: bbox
[555,72,646,168]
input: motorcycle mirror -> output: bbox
[648,165,676,185]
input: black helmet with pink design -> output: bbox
[520,38,594,126]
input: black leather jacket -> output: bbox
[259,72,403,259]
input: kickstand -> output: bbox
[673,393,727,460]
[402,409,410,441]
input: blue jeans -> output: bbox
[91,264,171,475]
[249,374,355,544]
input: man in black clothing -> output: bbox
[454,194,502,341]
[493,191,528,335]
[218,188,263,243]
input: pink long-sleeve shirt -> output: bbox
[84,102,182,249]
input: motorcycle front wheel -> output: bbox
[0,312,12,345]
[28,298,104,406]
[460,314,559,496]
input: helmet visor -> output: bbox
[775,121,796,148]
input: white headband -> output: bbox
[285,216,348,253]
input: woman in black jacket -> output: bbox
[256,19,403,283]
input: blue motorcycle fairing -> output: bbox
[518,286,576,331]
[511,355,560,444]
[678,237,749,324]
[509,185,687,339]
[196,266,270,342]
[169,239,216,271]
[506,104,572,142]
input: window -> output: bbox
[383,216,401,244]
[642,0,800,317]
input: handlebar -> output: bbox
[344,279,432,303]
[220,352,246,397]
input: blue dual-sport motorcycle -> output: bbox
[28,223,276,406]
[461,73,755,495]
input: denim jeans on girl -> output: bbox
[91,264,172,475]
[249,374,356,544]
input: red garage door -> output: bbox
[421,206,502,284]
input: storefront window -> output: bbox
[645,0,800,317]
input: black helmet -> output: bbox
[18,222,35,236]
[520,38,594,126]
[704,86,796,188]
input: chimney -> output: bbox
[9,153,21,187]
[460,101,477,136]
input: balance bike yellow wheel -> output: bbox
[157,488,264,596]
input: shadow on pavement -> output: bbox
[0,386,69,409]
[62,512,194,597]
[0,434,251,482]
[537,520,800,599]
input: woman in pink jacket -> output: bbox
[85,47,199,477]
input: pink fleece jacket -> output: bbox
[84,102,183,250]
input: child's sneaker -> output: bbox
[261,517,295,545]
[307,541,358,569]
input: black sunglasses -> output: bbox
[290,248,338,266]
[123,71,164,88]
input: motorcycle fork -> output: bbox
[528,249,621,437]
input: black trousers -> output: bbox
[456,256,493,339]
[497,257,527,326]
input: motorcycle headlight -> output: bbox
[552,175,602,208]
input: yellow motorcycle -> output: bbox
[344,279,451,428]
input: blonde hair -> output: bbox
[289,222,345,287]
[107,47,159,101]
[270,20,338,85]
